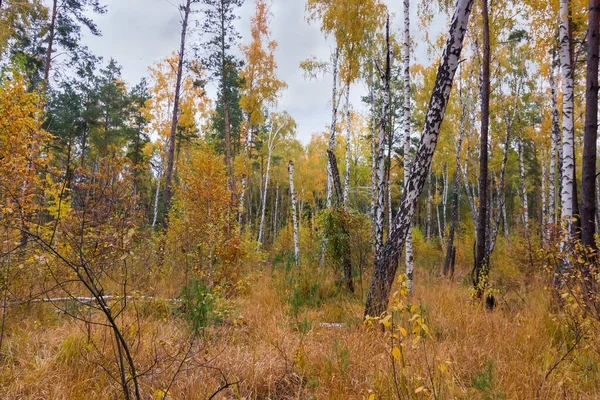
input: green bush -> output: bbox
[180,280,221,331]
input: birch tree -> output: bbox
[328,48,340,207]
[365,0,474,318]
[288,161,300,265]
[549,60,560,227]
[518,138,529,234]
[375,17,392,257]
[403,0,415,291]
[444,66,467,278]
[343,86,352,206]
[305,0,385,210]
[559,0,575,257]
[257,112,295,249]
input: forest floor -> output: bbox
[1,237,600,399]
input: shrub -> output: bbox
[180,279,223,330]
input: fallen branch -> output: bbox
[11,295,184,306]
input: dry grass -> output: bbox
[1,237,600,399]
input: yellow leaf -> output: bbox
[368,394,376,400]
[399,327,407,337]
[380,315,392,328]
[392,346,401,360]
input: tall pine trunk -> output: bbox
[581,0,600,249]
[473,0,490,295]
[163,0,192,225]
[43,0,58,91]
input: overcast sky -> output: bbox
[79,0,445,144]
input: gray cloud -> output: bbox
[78,0,444,144]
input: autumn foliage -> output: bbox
[2,0,600,398]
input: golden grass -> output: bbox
[1,238,599,399]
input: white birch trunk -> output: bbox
[273,182,279,238]
[245,124,252,155]
[519,139,529,234]
[247,186,253,229]
[442,164,448,233]
[488,119,511,255]
[258,124,285,248]
[388,178,393,230]
[152,158,163,231]
[327,48,340,208]
[403,0,414,290]
[461,159,477,230]
[289,161,300,265]
[550,65,560,226]
[502,192,509,236]
[239,175,246,227]
[300,187,305,228]
[344,85,351,206]
[436,176,443,241]
[489,61,525,254]
[370,85,377,243]
[541,149,547,244]
[257,154,271,249]
[426,172,432,240]
[559,0,575,253]
[375,23,391,257]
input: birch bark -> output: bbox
[365,0,474,317]
[559,0,575,255]
[549,64,560,226]
[375,18,391,258]
[403,0,414,290]
[344,86,351,206]
[258,125,285,249]
[519,139,529,234]
[327,48,340,208]
[289,161,299,265]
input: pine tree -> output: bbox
[200,0,245,200]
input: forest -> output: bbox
[1,0,600,398]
